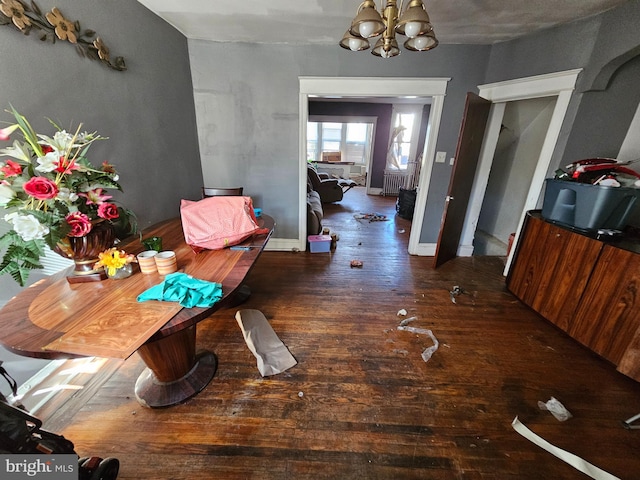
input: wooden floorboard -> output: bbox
[48,187,640,479]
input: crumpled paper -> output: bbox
[137,272,223,308]
[538,396,573,421]
[235,309,297,377]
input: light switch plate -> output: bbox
[450,157,455,165]
[435,151,446,163]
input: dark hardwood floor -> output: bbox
[50,186,640,479]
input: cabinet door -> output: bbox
[507,214,602,331]
[507,214,557,305]
[571,245,640,367]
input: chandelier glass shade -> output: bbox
[339,0,438,58]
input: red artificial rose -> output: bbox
[65,212,92,237]
[41,145,54,154]
[97,203,119,220]
[23,176,59,200]
[1,160,22,177]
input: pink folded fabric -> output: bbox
[180,196,268,252]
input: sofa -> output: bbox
[307,181,323,236]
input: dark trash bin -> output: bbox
[396,188,417,220]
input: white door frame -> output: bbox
[458,69,582,275]
[299,76,450,254]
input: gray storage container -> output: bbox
[541,178,640,231]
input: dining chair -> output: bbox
[200,185,249,304]
[202,187,244,198]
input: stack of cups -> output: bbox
[155,251,178,276]
[137,250,158,274]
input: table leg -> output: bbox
[134,325,217,408]
[229,284,251,307]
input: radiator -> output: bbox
[383,170,408,196]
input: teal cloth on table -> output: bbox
[137,272,223,308]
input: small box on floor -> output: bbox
[308,235,331,253]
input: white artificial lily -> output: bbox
[0,184,16,206]
[35,151,60,173]
[37,130,74,153]
[4,212,49,241]
[57,187,78,203]
[0,123,19,141]
[0,140,32,162]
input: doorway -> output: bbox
[473,96,556,256]
[458,69,582,275]
[299,77,450,255]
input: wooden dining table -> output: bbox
[0,215,274,408]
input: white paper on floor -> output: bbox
[397,325,439,363]
[235,309,297,377]
[511,417,620,480]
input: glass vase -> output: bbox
[106,263,133,280]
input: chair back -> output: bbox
[202,187,244,197]
[307,166,322,191]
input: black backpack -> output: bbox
[0,362,119,480]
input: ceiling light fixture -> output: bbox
[340,0,438,58]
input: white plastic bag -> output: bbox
[538,396,572,421]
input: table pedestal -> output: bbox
[134,325,217,408]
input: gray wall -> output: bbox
[188,41,491,241]
[0,0,202,231]
[563,54,640,162]
[0,0,202,342]
[486,0,640,176]
[188,0,640,243]
[4,0,639,251]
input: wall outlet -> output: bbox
[435,151,446,163]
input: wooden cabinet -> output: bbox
[570,246,640,368]
[507,211,640,382]
[507,213,603,331]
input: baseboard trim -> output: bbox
[411,242,437,256]
[265,238,303,251]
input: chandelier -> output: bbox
[340,0,438,58]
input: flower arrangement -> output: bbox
[94,247,136,277]
[0,106,136,285]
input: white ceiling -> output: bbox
[136,0,628,45]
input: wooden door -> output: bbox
[433,93,491,268]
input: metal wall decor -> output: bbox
[0,0,126,71]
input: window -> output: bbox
[387,105,423,170]
[307,120,374,165]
